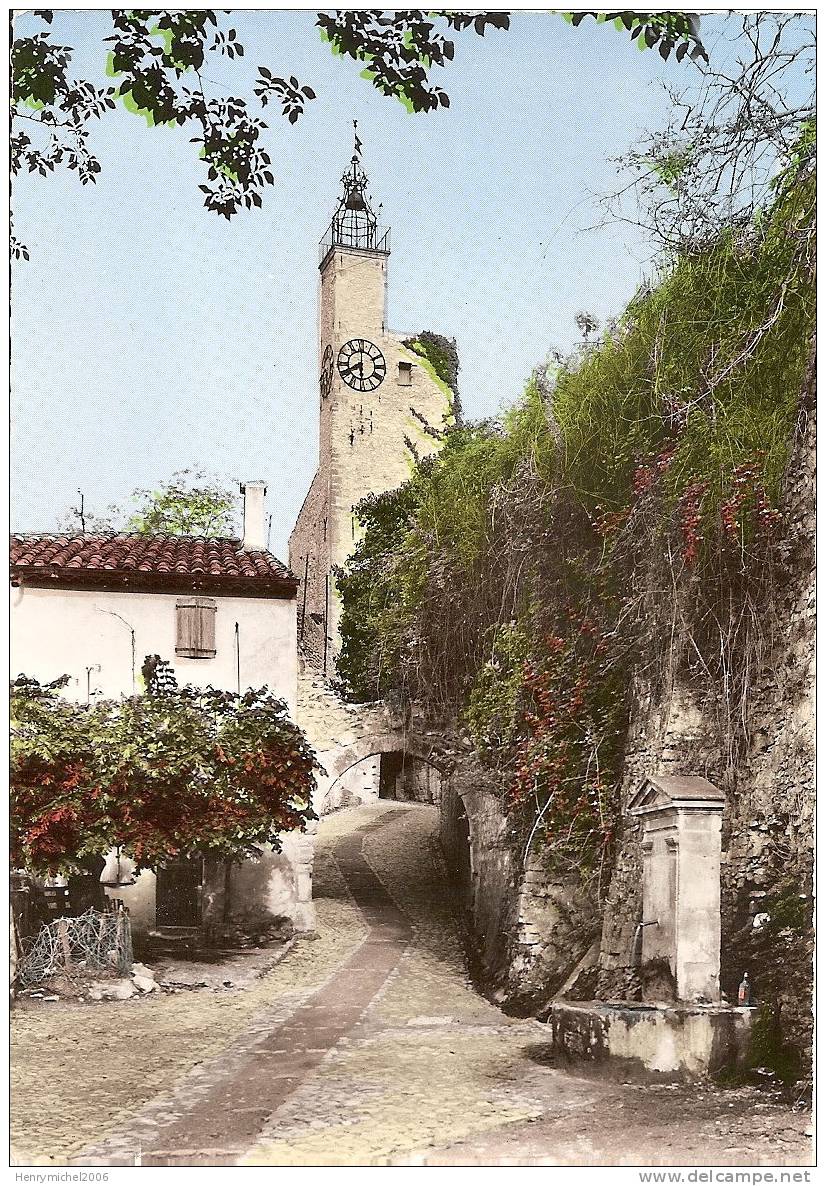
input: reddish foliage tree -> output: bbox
[10,679,318,874]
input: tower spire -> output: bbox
[319,123,389,264]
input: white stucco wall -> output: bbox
[10,584,298,711]
[107,868,157,933]
[106,831,317,936]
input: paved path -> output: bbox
[39,803,809,1167]
[79,812,416,1165]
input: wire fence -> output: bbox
[17,905,133,987]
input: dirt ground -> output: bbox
[421,1073,813,1167]
[11,804,813,1167]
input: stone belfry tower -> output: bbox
[290,125,453,674]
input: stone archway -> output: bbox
[315,731,444,815]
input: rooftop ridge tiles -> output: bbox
[10,530,247,547]
[10,530,295,582]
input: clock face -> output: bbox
[320,344,334,399]
[337,338,386,392]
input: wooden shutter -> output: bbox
[176,597,217,658]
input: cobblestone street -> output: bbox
[12,803,811,1167]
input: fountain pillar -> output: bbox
[629,775,726,1002]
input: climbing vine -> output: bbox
[402,330,462,428]
[467,616,626,887]
[337,167,814,887]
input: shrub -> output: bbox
[11,679,318,873]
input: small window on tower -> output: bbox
[398,361,413,386]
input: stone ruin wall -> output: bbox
[594,388,815,1060]
[439,771,515,995]
[436,381,814,1029]
[290,476,329,671]
[296,657,389,811]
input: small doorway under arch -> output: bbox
[378,751,440,804]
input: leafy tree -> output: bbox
[60,469,239,537]
[11,678,318,874]
[10,679,110,871]
[563,11,707,64]
[336,481,424,703]
[125,470,238,536]
[11,9,707,254]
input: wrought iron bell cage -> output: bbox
[319,131,390,267]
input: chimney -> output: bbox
[240,481,268,551]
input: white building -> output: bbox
[10,482,316,936]
[11,482,297,707]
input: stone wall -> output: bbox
[291,473,329,670]
[439,761,598,1012]
[296,654,447,815]
[439,767,515,989]
[595,385,815,1068]
[718,391,815,1066]
[436,380,814,1042]
[549,1000,753,1078]
[595,689,719,995]
[398,755,441,804]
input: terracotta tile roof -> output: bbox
[10,534,297,598]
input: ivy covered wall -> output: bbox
[335,169,815,1074]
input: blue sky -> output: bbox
[11,10,750,556]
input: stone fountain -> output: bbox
[550,775,754,1077]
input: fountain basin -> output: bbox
[549,999,753,1077]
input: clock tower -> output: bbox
[290,126,454,674]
